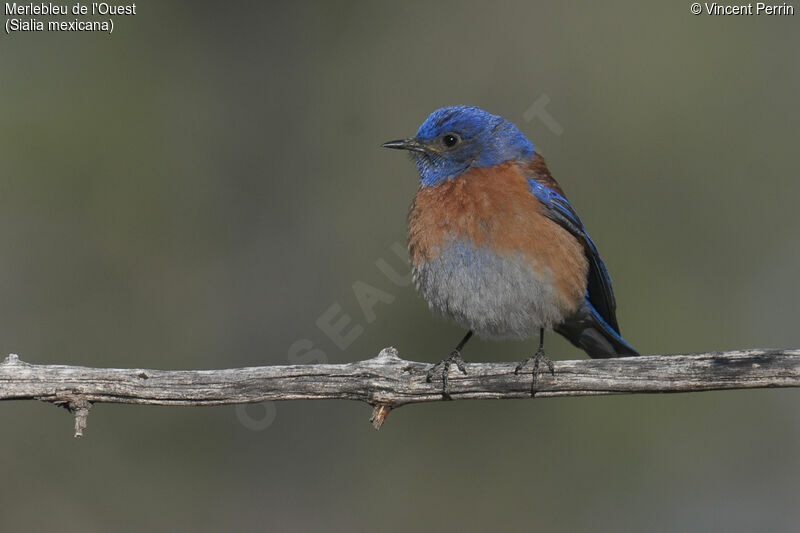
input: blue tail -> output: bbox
[555,299,639,358]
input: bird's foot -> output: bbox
[514,347,555,396]
[426,350,468,399]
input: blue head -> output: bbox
[382,106,534,187]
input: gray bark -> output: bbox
[1,348,798,434]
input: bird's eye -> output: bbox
[442,133,460,148]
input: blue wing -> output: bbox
[526,178,621,334]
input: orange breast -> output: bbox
[407,161,588,313]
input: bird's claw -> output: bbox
[515,348,555,396]
[426,350,468,398]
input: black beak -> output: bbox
[381,138,427,153]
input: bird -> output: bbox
[382,105,638,395]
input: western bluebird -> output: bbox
[382,105,638,395]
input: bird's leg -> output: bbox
[515,328,555,395]
[426,330,473,398]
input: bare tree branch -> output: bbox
[1,348,799,435]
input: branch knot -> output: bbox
[2,353,27,366]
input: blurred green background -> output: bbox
[2,1,798,531]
